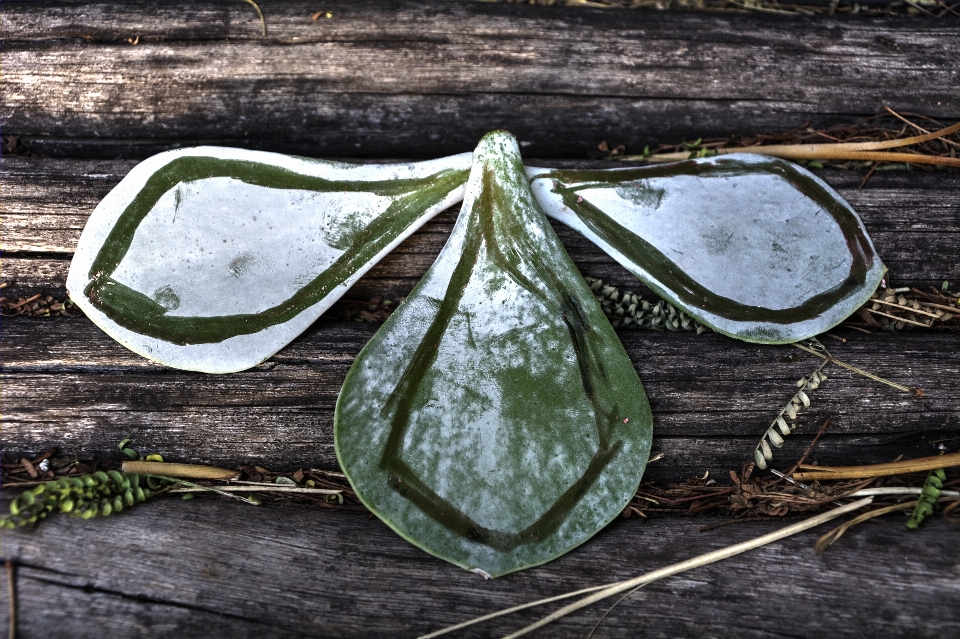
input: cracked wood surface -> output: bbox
[1,498,958,638]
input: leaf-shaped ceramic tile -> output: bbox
[529,155,885,344]
[67,147,471,373]
[335,132,653,577]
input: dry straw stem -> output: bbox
[794,451,960,481]
[638,121,960,167]
[420,498,874,639]
[121,461,239,481]
[168,485,342,496]
[851,487,960,499]
[5,560,15,639]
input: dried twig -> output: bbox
[168,485,342,496]
[439,498,875,639]
[784,418,831,476]
[814,502,915,553]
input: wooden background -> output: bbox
[2,1,959,637]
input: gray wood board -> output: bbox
[2,157,958,300]
[1,497,958,639]
[3,0,958,159]
[3,318,958,483]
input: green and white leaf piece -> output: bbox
[67,147,471,373]
[529,155,886,344]
[335,131,653,577]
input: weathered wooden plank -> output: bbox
[3,2,957,635]
[3,157,958,301]
[1,497,957,638]
[11,95,938,162]
[3,1,958,158]
[1,257,72,292]
[3,318,957,482]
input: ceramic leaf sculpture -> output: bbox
[67,147,471,373]
[530,157,885,344]
[67,130,884,576]
[335,132,653,576]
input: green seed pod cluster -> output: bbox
[585,277,707,333]
[0,471,164,529]
[906,468,947,530]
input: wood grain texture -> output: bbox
[3,157,958,301]
[3,2,960,635]
[1,497,958,639]
[3,0,958,159]
[3,318,958,483]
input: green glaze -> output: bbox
[83,156,469,345]
[68,135,890,574]
[335,132,653,577]
[531,156,886,343]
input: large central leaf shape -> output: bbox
[335,132,653,577]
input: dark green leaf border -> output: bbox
[83,156,468,345]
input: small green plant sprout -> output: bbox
[0,471,169,529]
[906,468,947,530]
[68,131,885,575]
[118,438,139,460]
[118,437,164,463]
[753,365,827,470]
